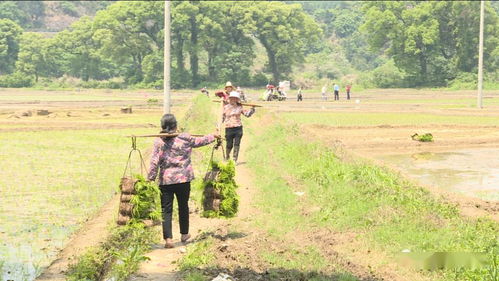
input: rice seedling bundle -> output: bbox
[117,175,161,226]
[202,160,239,218]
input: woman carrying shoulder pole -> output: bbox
[147,114,220,248]
[223,91,255,163]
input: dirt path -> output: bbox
[129,135,259,281]
[37,194,120,281]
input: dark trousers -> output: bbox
[225,126,243,159]
[347,90,350,100]
[160,182,190,239]
[334,90,339,100]
[297,94,302,101]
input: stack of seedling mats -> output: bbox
[202,160,239,218]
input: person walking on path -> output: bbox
[223,91,255,163]
[321,85,327,101]
[333,83,340,101]
[346,84,352,100]
[215,81,234,103]
[297,87,303,102]
[148,114,220,248]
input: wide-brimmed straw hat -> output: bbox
[225,81,234,89]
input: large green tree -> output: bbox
[361,2,442,85]
[362,1,499,86]
[0,2,28,27]
[247,2,322,83]
[92,1,163,83]
[15,33,45,82]
[0,19,23,75]
[55,17,116,81]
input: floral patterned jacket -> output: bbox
[147,133,215,185]
[223,104,255,128]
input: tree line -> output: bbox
[0,1,498,89]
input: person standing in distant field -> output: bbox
[346,84,352,100]
[333,83,340,101]
[297,87,303,101]
[321,85,327,101]
[201,87,209,97]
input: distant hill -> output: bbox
[0,1,112,32]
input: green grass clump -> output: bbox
[201,160,239,218]
[130,175,162,223]
[67,223,157,281]
[411,133,434,142]
[178,237,215,271]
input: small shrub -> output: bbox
[252,72,269,87]
[59,1,79,17]
[0,72,35,88]
[448,72,477,90]
[370,60,406,88]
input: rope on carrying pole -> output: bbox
[203,138,225,178]
[122,136,147,179]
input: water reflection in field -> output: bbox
[378,149,499,201]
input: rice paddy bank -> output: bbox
[244,113,498,281]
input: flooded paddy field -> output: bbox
[0,89,193,280]
[266,88,499,215]
[378,149,499,202]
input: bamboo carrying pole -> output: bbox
[212,100,263,107]
[128,134,205,138]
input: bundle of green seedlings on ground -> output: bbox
[130,175,162,223]
[66,222,157,281]
[202,160,239,218]
[411,133,434,142]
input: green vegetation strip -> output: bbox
[67,223,157,281]
[246,119,498,281]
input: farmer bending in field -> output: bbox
[215,81,234,104]
[148,114,220,248]
[223,91,255,163]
